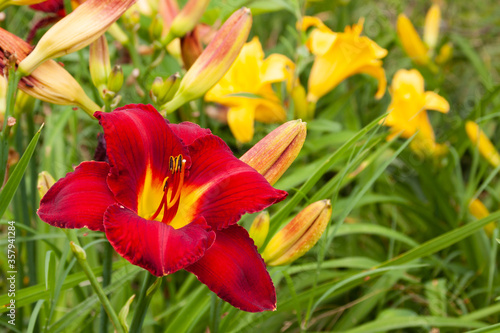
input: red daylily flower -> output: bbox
[38,104,287,312]
[30,0,65,16]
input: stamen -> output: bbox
[150,154,186,224]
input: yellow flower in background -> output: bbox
[465,121,500,167]
[397,4,448,67]
[469,199,497,237]
[397,14,430,66]
[205,37,294,143]
[301,16,387,103]
[383,69,449,156]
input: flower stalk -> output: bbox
[129,272,159,333]
[65,230,124,333]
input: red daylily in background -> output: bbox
[30,0,65,16]
[38,104,287,312]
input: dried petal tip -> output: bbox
[240,120,307,185]
[262,200,332,266]
[249,211,269,249]
[163,7,252,113]
[38,171,56,198]
[465,121,500,168]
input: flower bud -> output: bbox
[465,121,500,167]
[18,0,136,75]
[249,211,269,249]
[70,241,87,260]
[162,7,252,113]
[0,75,6,116]
[0,28,100,117]
[435,42,452,64]
[291,82,310,120]
[118,295,135,332]
[423,4,441,51]
[262,200,332,266]
[469,198,496,237]
[150,73,180,106]
[38,171,56,198]
[89,35,111,98]
[107,65,124,95]
[149,14,164,42]
[181,29,202,70]
[397,14,429,66]
[168,0,210,38]
[0,0,44,11]
[240,120,306,185]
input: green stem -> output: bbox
[99,242,113,333]
[65,231,124,333]
[129,271,158,333]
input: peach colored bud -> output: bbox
[249,211,269,249]
[0,28,100,117]
[18,0,136,75]
[465,121,500,168]
[240,120,306,185]
[181,28,202,70]
[168,0,210,38]
[89,35,111,97]
[262,200,332,266]
[162,7,252,113]
[38,171,56,198]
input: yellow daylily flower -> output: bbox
[205,37,294,143]
[465,121,500,167]
[383,69,449,156]
[301,16,387,103]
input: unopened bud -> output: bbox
[150,73,180,106]
[262,200,332,266]
[163,7,252,113]
[168,0,210,39]
[423,4,440,51]
[18,0,136,75]
[291,83,310,120]
[0,75,6,115]
[107,65,124,94]
[469,199,497,237]
[240,120,306,185]
[149,14,164,42]
[435,42,452,64]
[249,211,269,249]
[181,29,202,70]
[70,241,87,260]
[465,121,500,167]
[38,171,56,198]
[89,35,111,98]
[118,295,135,332]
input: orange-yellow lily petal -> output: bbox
[424,4,441,50]
[465,121,500,167]
[303,17,387,103]
[397,14,429,66]
[205,36,293,143]
[18,0,136,75]
[383,69,449,156]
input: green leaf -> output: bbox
[0,124,43,218]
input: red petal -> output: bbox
[170,121,212,146]
[104,204,215,276]
[38,161,115,232]
[185,225,276,312]
[95,104,190,212]
[30,0,65,16]
[183,135,287,230]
